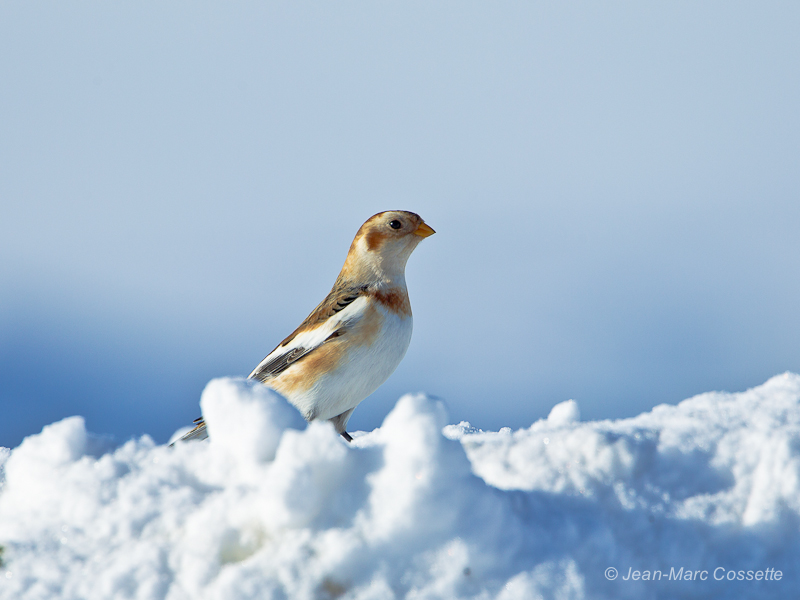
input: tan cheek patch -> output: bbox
[365,228,389,251]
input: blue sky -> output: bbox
[2,2,799,447]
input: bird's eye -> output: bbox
[389,220,402,230]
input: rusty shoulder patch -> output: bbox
[370,288,411,317]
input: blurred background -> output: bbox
[2,2,799,448]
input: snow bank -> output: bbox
[2,374,800,599]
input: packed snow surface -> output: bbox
[2,374,800,599]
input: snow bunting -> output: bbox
[177,210,435,443]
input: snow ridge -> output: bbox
[1,374,799,599]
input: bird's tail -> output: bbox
[169,417,208,446]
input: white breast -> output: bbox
[289,301,413,422]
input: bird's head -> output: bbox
[342,210,435,283]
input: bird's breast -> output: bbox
[270,299,413,421]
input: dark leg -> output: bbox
[330,408,356,442]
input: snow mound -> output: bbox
[2,374,800,599]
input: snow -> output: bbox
[2,374,800,599]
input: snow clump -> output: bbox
[2,374,800,599]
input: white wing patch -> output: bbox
[248,296,370,381]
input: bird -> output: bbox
[177,210,435,444]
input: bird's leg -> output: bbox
[330,408,355,442]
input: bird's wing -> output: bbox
[172,282,369,445]
[248,281,369,383]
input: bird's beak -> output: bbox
[414,222,436,238]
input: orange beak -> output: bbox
[413,222,436,238]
